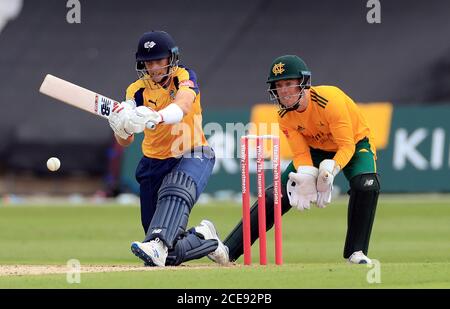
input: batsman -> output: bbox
[223,55,380,264]
[107,31,228,267]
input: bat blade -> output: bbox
[39,74,119,119]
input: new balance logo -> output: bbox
[195,156,203,161]
[152,229,162,234]
[153,249,159,258]
[364,179,374,186]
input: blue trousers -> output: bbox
[135,146,215,235]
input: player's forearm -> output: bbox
[156,91,194,124]
[293,155,314,169]
[333,144,355,169]
[173,89,195,115]
[115,133,134,147]
[158,103,184,124]
[136,89,194,128]
[284,128,313,167]
[329,121,355,169]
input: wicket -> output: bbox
[240,135,282,265]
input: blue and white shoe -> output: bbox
[348,250,372,264]
[195,219,230,266]
[131,238,168,267]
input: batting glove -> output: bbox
[125,106,162,133]
[108,100,135,139]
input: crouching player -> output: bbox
[108,31,228,267]
[223,55,380,265]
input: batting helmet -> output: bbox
[135,31,180,81]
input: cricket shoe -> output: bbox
[195,219,230,266]
[348,250,372,264]
[131,238,168,267]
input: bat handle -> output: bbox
[146,122,156,130]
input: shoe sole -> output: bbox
[131,243,156,267]
[201,220,230,265]
[208,242,230,265]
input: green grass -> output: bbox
[1,263,449,288]
[0,198,449,288]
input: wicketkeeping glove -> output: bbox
[286,166,319,211]
[316,159,340,208]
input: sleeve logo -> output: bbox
[179,80,195,88]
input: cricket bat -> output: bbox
[39,74,155,129]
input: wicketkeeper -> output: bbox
[223,55,380,264]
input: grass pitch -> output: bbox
[0,196,449,288]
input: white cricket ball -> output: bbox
[46,157,61,172]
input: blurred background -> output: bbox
[1,0,450,203]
